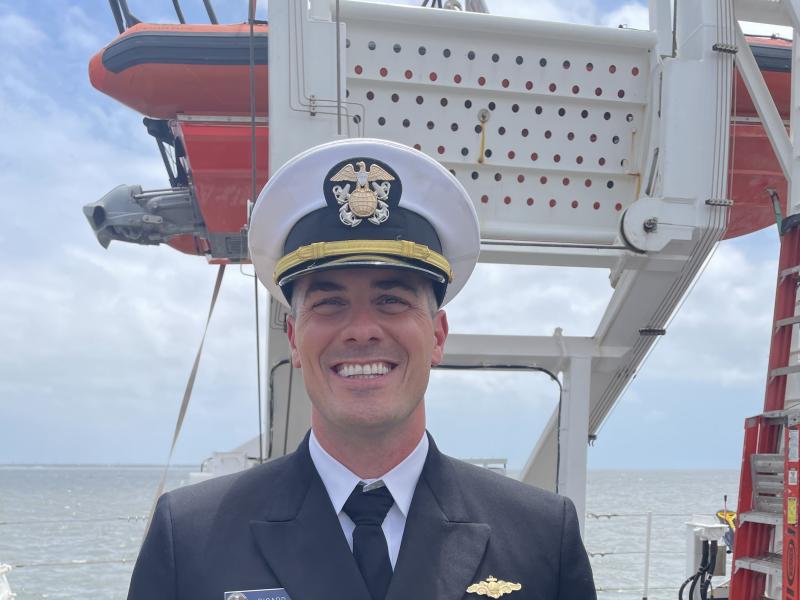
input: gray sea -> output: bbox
[0,466,739,599]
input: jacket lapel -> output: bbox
[249,436,371,600]
[387,436,491,600]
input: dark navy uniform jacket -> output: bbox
[128,434,596,600]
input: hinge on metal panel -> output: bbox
[309,95,317,117]
[706,198,734,207]
[712,43,738,54]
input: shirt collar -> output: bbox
[309,430,429,518]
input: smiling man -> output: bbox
[127,139,596,600]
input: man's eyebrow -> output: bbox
[371,279,420,296]
[303,280,346,295]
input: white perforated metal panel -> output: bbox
[341,3,656,244]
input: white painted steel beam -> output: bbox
[792,14,800,216]
[557,356,592,535]
[785,0,800,31]
[734,22,792,179]
[735,0,793,27]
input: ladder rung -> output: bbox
[776,315,800,328]
[739,510,783,526]
[770,364,800,378]
[734,553,783,577]
[780,265,800,280]
[752,453,784,471]
[755,481,783,494]
[755,496,784,513]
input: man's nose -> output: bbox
[341,303,382,343]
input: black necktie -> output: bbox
[342,482,395,600]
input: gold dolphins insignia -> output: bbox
[329,161,395,224]
[466,575,522,598]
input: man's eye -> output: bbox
[377,296,410,311]
[311,298,345,312]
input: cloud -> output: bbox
[600,3,648,30]
[0,10,45,47]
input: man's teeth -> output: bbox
[337,362,392,378]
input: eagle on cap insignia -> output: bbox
[330,160,395,227]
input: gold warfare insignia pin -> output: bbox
[329,160,395,227]
[466,575,522,598]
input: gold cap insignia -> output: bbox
[466,576,522,598]
[329,160,395,227]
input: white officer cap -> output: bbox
[248,138,480,307]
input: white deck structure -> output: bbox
[251,0,737,530]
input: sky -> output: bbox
[0,0,791,471]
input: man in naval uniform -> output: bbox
[127,139,596,600]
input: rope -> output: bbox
[144,265,226,541]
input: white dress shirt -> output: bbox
[308,430,429,569]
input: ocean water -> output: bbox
[0,466,740,599]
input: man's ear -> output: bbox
[430,310,449,366]
[286,315,302,368]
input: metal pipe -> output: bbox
[132,189,186,199]
[116,0,139,28]
[107,0,125,33]
[480,238,638,252]
[171,0,186,24]
[642,511,652,600]
[202,0,219,24]
[335,0,342,135]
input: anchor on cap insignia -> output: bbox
[329,160,395,227]
[466,575,522,598]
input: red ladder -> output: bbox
[731,223,800,600]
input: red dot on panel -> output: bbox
[429,72,438,81]
[609,65,617,74]
[380,67,388,77]
[517,174,525,183]
[571,200,579,208]
[437,145,445,154]
[454,74,462,83]
[502,79,510,88]
[355,65,363,74]
[508,150,516,159]
[572,85,580,94]
[615,202,622,211]
[618,89,625,98]
[404,69,413,79]
[478,76,486,86]
[525,81,533,90]
[481,195,489,204]
[413,144,421,150]
[527,197,534,206]
[531,152,538,161]
[590,133,597,142]
[548,83,557,92]
[585,179,592,187]
[593,202,600,210]
[599,157,606,166]
[540,176,548,184]
[586,62,594,72]
[549,199,557,207]
[576,155,584,164]
[567,132,575,140]
[595,87,602,96]
[554,154,561,162]
[632,66,640,76]
[562,177,570,186]
[504,196,511,205]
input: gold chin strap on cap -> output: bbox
[273,240,453,283]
